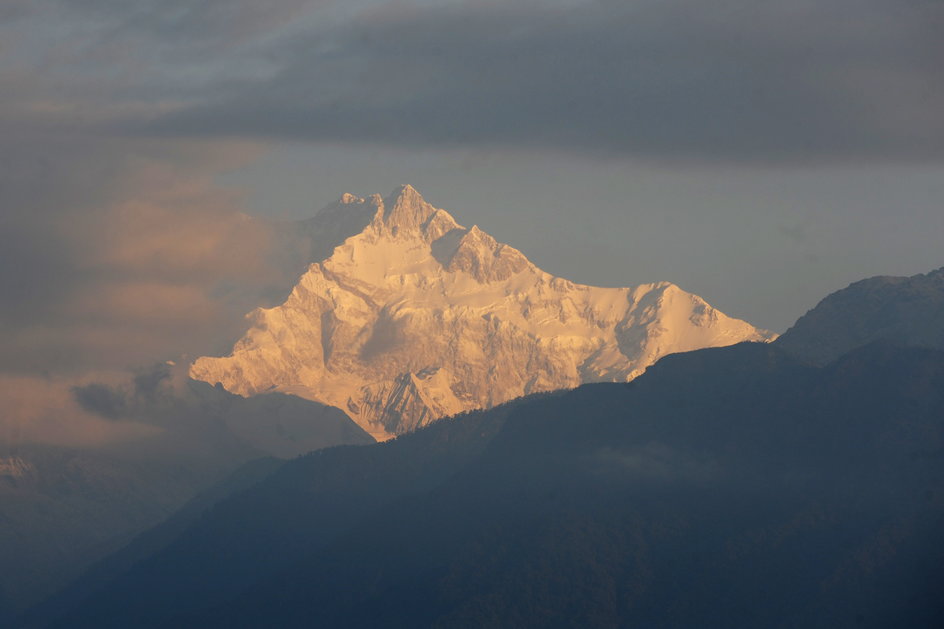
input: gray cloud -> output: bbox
[71,362,180,421]
[0,129,304,375]
[5,1,941,163]
[0,2,32,20]
[0,374,158,448]
[139,0,944,163]
[48,0,326,51]
[72,382,129,420]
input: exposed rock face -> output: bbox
[191,185,774,440]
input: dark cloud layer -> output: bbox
[139,0,944,163]
[5,1,942,163]
[51,0,325,51]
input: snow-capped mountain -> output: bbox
[191,185,774,440]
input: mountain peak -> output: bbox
[776,265,944,365]
[368,185,464,241]
[389,183,422,202]
[381,184,434,229]
[194,188,774,440]
[443,225,530,282]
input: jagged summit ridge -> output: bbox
[303,185,525,282]
[192,186,775,440]
[334,184,448,233]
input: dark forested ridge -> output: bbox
[27,397,522,628]
[776,266,944,365]
[33,340,944,628]
[17,456,284,629]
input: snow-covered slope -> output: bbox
[191,185,774,440]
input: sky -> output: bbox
[1,0,943,445]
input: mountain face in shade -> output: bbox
[191,185,774,440]
[776,267,944,365]
[0,369,371,624]
[39,340,944,629]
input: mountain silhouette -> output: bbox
[777,266,944,364]
[36,339,944,628]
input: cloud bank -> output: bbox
[0,133,295,376]
[5,0,942,163]
[0,374,159,449]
